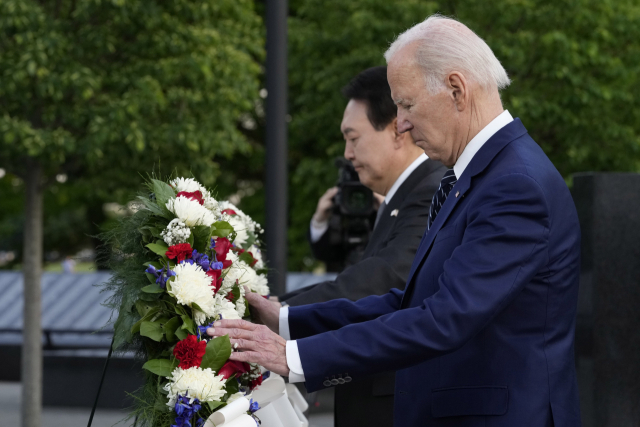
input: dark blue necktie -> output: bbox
[428,169,457,230]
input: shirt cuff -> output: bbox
[309,220,329,243]
[279,306,291,340]
[286,340,306,383]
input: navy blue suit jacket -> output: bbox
[288,119,582,426]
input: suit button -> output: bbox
[323,380,332,387]
[344,376,352,383]
[330,378,339,385]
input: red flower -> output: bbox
[214,237,233,269]
[226,291,235,301]
[221,208,237,215]
[218,360,250,379]
[250,375,263,390]
[177,190,204,206]
[166,243,193,263]
[173,335,207,369]
[207,269,223,293]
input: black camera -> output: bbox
[327,158,375,269]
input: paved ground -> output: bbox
[0,381,333,427]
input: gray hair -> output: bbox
[384,15,511,94]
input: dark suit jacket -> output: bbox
[288,119,582,427]
[282,158,445,427]
[281,158,446,306]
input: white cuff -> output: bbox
[309,220,328,243]
[279,306,291,340]
[286,340,306,383]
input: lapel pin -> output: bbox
[455,191,460,198]
[390,209,399,217]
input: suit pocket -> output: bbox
[431,385,508,418]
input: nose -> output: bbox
[397,111,413,134]
[344,141,355,161]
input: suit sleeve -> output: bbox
[296,174,552,392]
[283,192,432,307]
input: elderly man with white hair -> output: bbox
[209,15,582,427]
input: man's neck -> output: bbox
[379,151,425,198]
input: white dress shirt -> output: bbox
[284,112,513,383]
[309,153,429,242]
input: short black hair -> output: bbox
[341,66,396,131]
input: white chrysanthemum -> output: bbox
[214,294,241,320]
[164,366,226,407]
[170,177,205,194]
[234,285,247,318]
[219,201,262,248]
[167,196,216,227]
[227,261,270,296]
[168,263,216,325]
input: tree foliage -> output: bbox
[285,0,640,270]
[0,0,264,266]
[0,0,263,188]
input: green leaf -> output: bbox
[140,321,164,341]
[238,251,255,266]
[146,242,169,257]
[175,327,188,341]
[141,284,165,294]
[224,375,239,395]
[211,221,233,237]
[136,196,169,218]
[181,315,196,334]
[152,179,177,206]
[142,358,174,377]
[200,335,232,373]
[145,273,157,284]
[163,316,182,342]
[207,401,225,411]
[193,225,211,253]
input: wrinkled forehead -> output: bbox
[387,47,422,99]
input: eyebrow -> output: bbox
[342,127,356,135]
[394,98,406,105]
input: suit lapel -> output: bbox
[364,159,440,256]
[402,119,529,302]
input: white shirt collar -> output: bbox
[385,153,428,204]
[453,110,513,179]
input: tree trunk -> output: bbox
[22,157,43,427]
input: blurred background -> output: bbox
[1,0,639,426]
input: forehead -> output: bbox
[341,99,372,133]
[387,45,421,98]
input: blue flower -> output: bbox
[210,238,217,249]
[197,321,215,339]
[191,250,211,271]
[249,399,260,413]
[211,261,223,270]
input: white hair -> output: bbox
[384,15,511,94]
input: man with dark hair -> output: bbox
[273,66,446,425]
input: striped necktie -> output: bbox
[428,169,457,230]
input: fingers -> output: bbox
[229,350,261,364]
[207,326,254,340]
[244,290,264,306]
[214,319,257,331]
[229,338,258,352]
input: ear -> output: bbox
[391,117,405,149]
[446,72,468,112]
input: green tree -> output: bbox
[285,0,640,270]
[0,1,263,425]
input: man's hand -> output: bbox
[245,287,281,333]
[313,187,339,224]
[207,319,289,377]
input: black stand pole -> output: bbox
[265,0,289,296]
[87,335,114,427]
